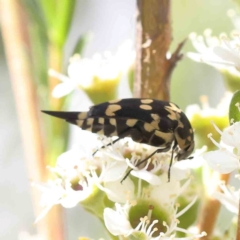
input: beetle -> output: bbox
[42,98,194,181]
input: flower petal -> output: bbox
[171,161,192,181]
[102,161,128,182]
[60,188,91,208]
[213,191,238,214]
[68,59,94,88]
[150,180,181,205]
[131,169,162,185]
[52,82,75,98]
[203,149,239,173]
[213,46,240,67]
[104,178,134,203]
[221,122,240,149]
[103,207,132,236]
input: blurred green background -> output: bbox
[171,0,234,107]
[0,0,236,239]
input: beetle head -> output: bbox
[176,141,195,161]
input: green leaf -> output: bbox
[51,0,76,48]
[229,90,240,124]
[36,0,76,48]
[39,0,56,27]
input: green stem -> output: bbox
[46,43,68,166]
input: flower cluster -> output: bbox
[188,29,240,73]
[203,120,240,174]
[202,103,240,222]
[35,136,206,239]
[188,29,240,92]
[50,40,135,102]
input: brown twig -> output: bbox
[134,0,186,100]
[0,0,64,239]
[164,38,187,86]
[198,172,230,240]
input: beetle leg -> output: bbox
[167,140,178,182]
[93,127,136,156]
[121,144,172,184]
[92,137,122,156]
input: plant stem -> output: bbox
[46,43,69,167]
[48,43,64,110]
[198,172,230,240]
[135,0,185,100]
[0,0,65,239]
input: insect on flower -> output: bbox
[42,98,194,182]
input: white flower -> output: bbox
[91,136,192,182]
[103,199,206,239]
[102,162,200,238]
[203,121,240,173]
[102,168,194,206]
[33,176,94,222]
[50,40,135,98]
[33,145,99,222]
[89,138,172,202]
[104,203,133,236]
[52,145,94,180]
[35,134,198,222]
[103,177,135,203]
[95,139,130,182]
[171,146,206,173]
[188,29,240,75]
[213,181,239,214]
[186,93,232,121]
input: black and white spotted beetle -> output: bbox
[43,98,194,182]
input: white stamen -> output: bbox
[176,196,198,218]
[49,69,70,82]
[147,220,158,236]
[147,205,154,221]
[207,133,222,149]
[210,120,223,135]
[137,178,142,198]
